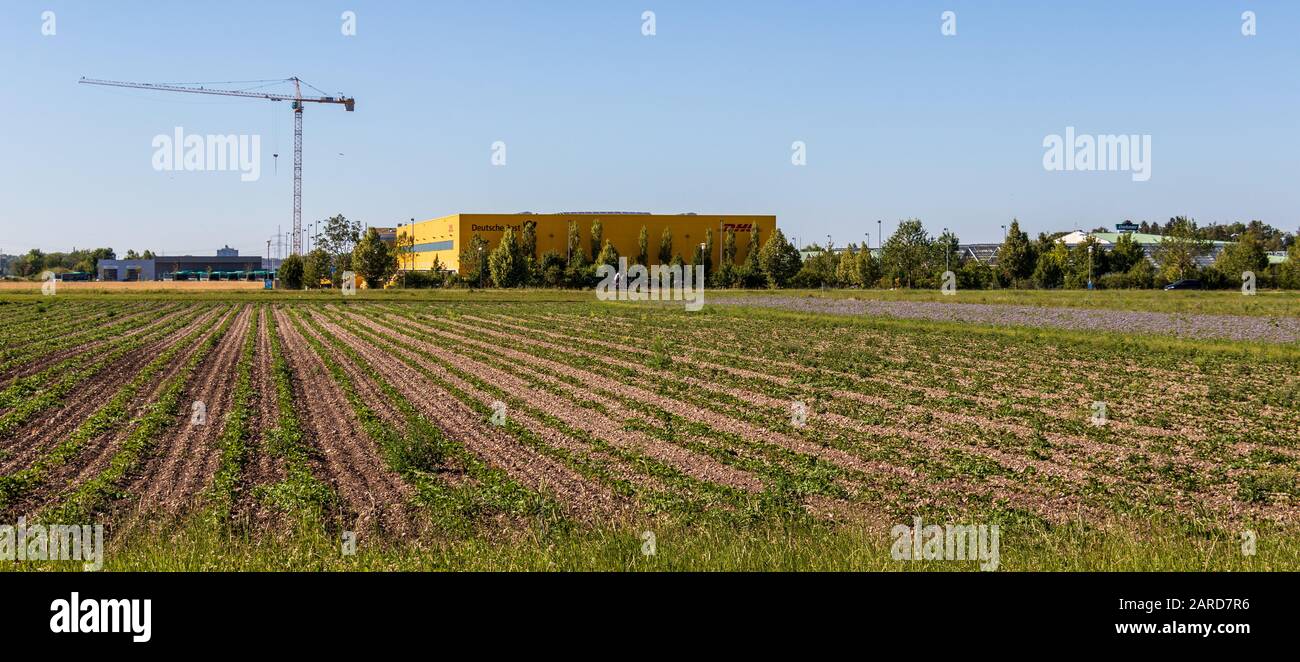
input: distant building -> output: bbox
[97,247,264,281]
[154,254,262,279]
[372,227,397,245]
[97,259,157,282]
[398,212,776,275]
[1058,230,1230,268]
[959,244,1002,266]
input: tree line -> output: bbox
[2,247,153,278]
[439,215,1298,291]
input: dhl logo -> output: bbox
[722,223,754,231]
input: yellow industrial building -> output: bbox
[396,212,777,274]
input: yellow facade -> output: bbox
[396,213,777,274]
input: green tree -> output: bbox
[303,248,330,288]
[520,220,539,285]
[742,226,763,286]
[539,250,565,287]
[702,227,714,276]
[318,214,363,280]
[1032,242,1068,288]
[1126,256,1156,288]
[1277,240,1300,289]
[460,234,490,287]
[566,221,582,263]
[880,219,936,288]
[394,227,415,283]
[1065,236,1108,288]
[934,229,960,278]
[792,243,837,288]
[352,227,396,288]
[714,229,739,287]
[1107,232,1145,274]
[319,214,362,258]
[1151,216,1211,281]
[857,247,881,287]
[278,253,305,289]
[757,228,802,288]
[1214,231,1269,284]
[637,225,650,266]
[595,239,619,268]
[658,227,673,265]
[996,220,1035,285]
[488,227,521,287]
[836,244,861,286]
[589,219,603,261]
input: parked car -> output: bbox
[1163,279,1202,290]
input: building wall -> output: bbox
[97,259,156,281]
[397,213,777,274]
[154,256,263,279]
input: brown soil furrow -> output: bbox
[543,309,1288,439]
[0,305,176,382]
[0,306,221,474]
[3,307,236,518]
[338,312,763,494]
[272,307,417,540]
[231,308,287,526]
[124,305,253,517]
[318,309,631,519]
[389,312,906,487]
[483,312,1218,451]
[440,314,1102,520]
[510,311,1261,522]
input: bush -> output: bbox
[278,254,305,289]
[538,250,565,287]
[957,260,994,290]
[397,270,448,289]
[1126,259,1156,289]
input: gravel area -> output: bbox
[717,296,1300,343]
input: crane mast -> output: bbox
[79,76,355,256]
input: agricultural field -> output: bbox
[1,293,1298,571]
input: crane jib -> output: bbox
[79,75,354,254]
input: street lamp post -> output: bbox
[877,220,882,250]
[1088,243,1094,290]
[943,227,949,272]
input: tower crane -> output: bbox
[79,76,355,255]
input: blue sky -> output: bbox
[2,0,1297,256]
